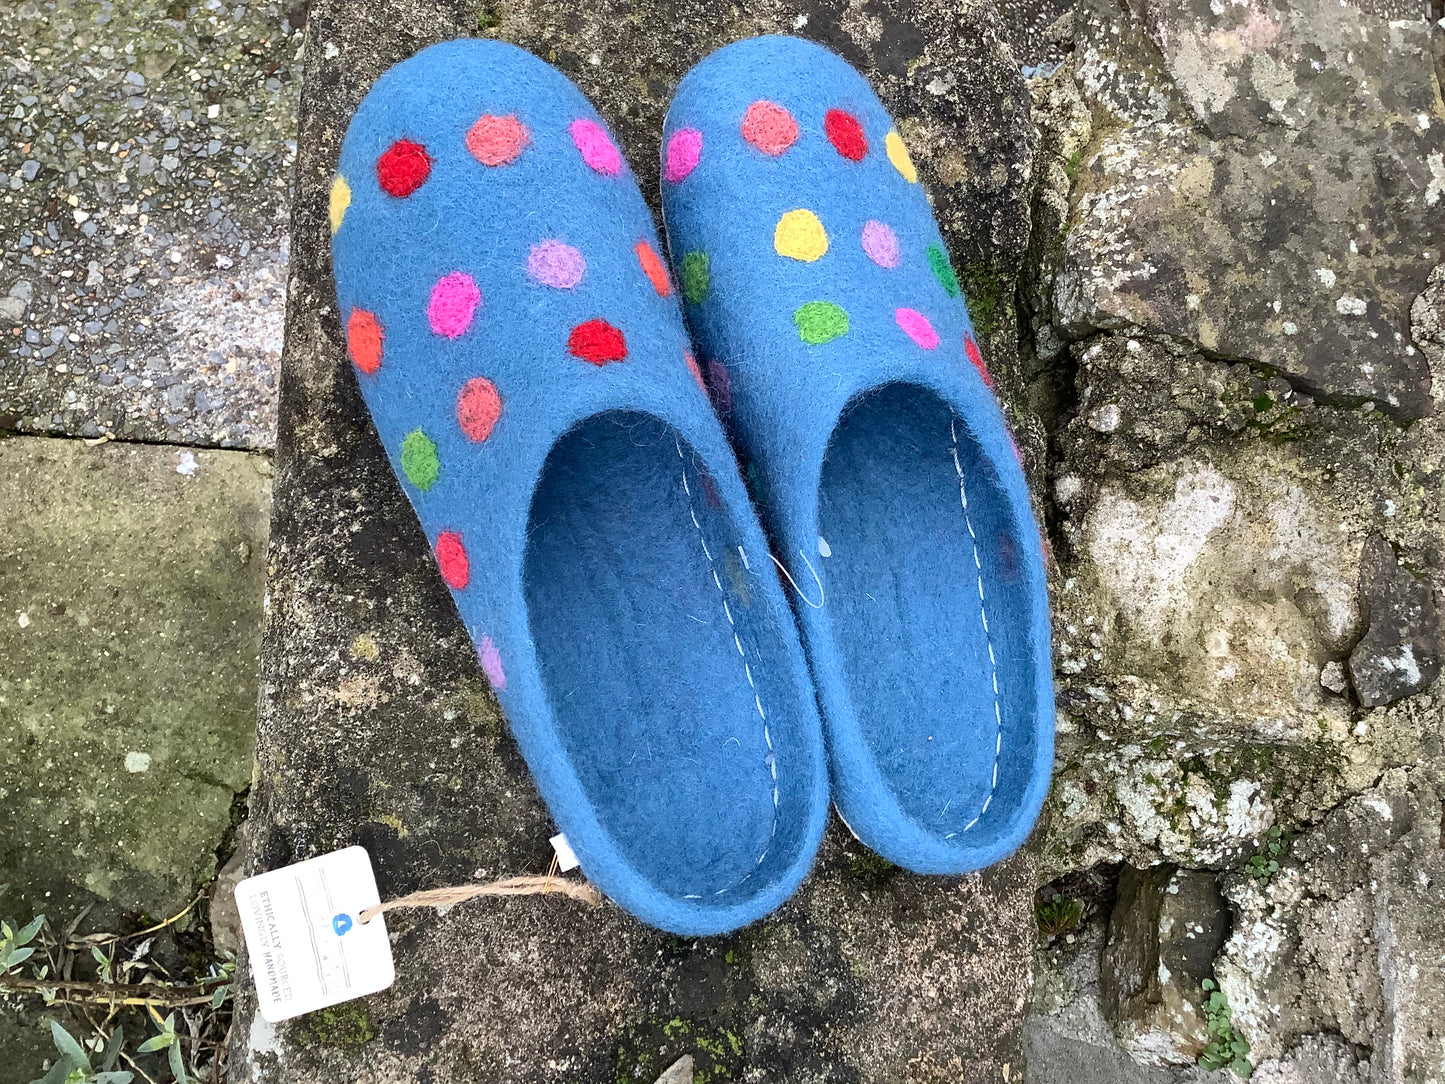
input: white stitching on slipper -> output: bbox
[676,437,778,893]
[951,416,1003,836]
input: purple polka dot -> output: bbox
[895,307,939,349]
[527,239,585,289]
[862,220,900,269]
[478,635,506,689]
[569,118,621,176]
[665,128,703,183]
[428,271,481,339]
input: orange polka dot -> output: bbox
[466,114,529,167]
[347,308,383,374]
[636,241,671,298]
[685,350,707,395]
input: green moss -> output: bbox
[292,1003,376,1047]
[847,852,898,889]
[614,1014,745,1084]
[682,250,711,304]
[474,0,503,31]
[793,300,849,344]
[1036,892,1084,938]
[957,259,1011,341]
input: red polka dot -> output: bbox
[376,139,431,197]
[636,241,671,298]
[347,308,383,374]
[824,109,867,161]
[457,376,502,442]
[685,350,707,395]
[965,334,993,387]
[741,100,799,155]
[568,319,627,365]
[466,115,529,167]
[435,530,470,589]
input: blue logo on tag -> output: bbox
[332,913,353,936]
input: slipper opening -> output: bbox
[524,411,815,906]
[817,382,1042,851]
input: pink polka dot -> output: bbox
[895,307,939,349]
[436,530,470,589]
[741,100,799,156]
[861,220,900,269]
[664,128,702,183]
[428,272,481,339]
[478,635,506,689]
[570,119,621,176]
[527,240,585,289]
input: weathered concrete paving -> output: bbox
[228,0,1042,1079]
[0,0,300,449]
[0,435,269,923]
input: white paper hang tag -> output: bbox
[235,845,395,1023]
[549,832,580,872]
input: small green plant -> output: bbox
[1036,892,1084,938]
[1,890,44,973]
[30,1021,133,1084]
[1245,826,1288,886]
[1065,145,1086,179]
[90,945,114,984]
[475,0,501,30]
[207,957,236,1009]
[1199,979,1252,1077]
[138,1009,189,1084]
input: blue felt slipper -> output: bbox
[329,39,829,935]
[660,36,1054,875]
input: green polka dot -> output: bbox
[794,301,849,345]
[401,428,440,491]
[682,250,710,304]
[927,243,960,298]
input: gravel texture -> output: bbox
[0,0,299,448]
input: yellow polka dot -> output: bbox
[329,174,352,234]
[774,209,828,262]
[886,131,917,183]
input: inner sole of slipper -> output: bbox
[818,382,1039,845]
[525,411,809,903]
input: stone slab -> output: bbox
[229,0,1044,1078]
[0,435,269,923]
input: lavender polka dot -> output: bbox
[861,220,900,269]
[478,635,507,689]
[527,239,586,289]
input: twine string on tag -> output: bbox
[358,856,601,924]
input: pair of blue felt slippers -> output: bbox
[330,35,1054,936]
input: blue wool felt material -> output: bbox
[331,39,828,935]
[661,36,1054,874]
